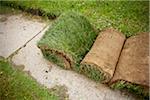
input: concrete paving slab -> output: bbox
[12,24,136,100]
[0,14,46,58]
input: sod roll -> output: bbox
[109,32,149,99]
[38,12,97,71]
[81,28,126,83]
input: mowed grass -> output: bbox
[1,1,149,37]
[0,59,58,100]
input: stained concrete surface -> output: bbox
[1,13,136,100]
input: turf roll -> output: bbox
[109,32,149,99]
[38,11,97,71]
[81,28,126,83]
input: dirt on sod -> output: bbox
[38,11,97,71]
[109,32,149,99]
[81,28,125,83]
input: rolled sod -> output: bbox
[109,32,149,99]
[38,12,97,71]
[81,28,126,83]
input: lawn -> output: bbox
[0,58,59,100]
[1,0,149,37]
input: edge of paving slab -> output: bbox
[7,24,49,60]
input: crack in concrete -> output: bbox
[7,24,49,60]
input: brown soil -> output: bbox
[49,85,69,100]
[109,32,149,87]
[81,28,126,83]
[39,45,72,69]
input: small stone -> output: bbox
[45,70,48,73]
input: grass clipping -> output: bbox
[81,29,125,83]
[109,32,149,99]
[38,11,97,71]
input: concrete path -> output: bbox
[0,13,136,100]
[0,14,46,58]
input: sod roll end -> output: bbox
[81,28,126,83]
[38,11,97,70]
[38,45,72,69]
[109,32,149,99]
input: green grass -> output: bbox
[38,11,97,71]
[81,64,106,82]
[43,51,67,68]
[110,80,149,100]
[1,0,149,37]
[0,1,149,98]
[0,59,59,100]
